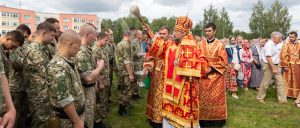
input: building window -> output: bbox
[74,18,86,23]
[74,18,79,23]
[73,25,80,30]
[2,30,9,35]
[36,16,40,21]
[2,21,8,26]
[24,15,31,20]
[13,22,18,26]
[63,26,69,30]
[64,18,69,22]
[1,12,19,18]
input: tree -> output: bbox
[150,16,176,33]
[265,0,291,37]
[249,0,291,38]
[191,21,204,36]
[219,7,234,38]
[202,4,234,38]
[249,0,266,38]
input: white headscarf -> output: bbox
[225,36,237,48]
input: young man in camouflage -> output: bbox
[76,24,104,128]
[131,30,145,100]
[23,22,57,127]
[102,28,115,103]
[9,24,31,128]
[92,32,110,128]
[47,30,87,128]
[45,18,62,56]
[115,31,135,116]
[0,30,24,128]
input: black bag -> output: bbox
[255,63,261,69]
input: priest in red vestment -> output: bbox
[198,22,228,127]
[144,26,172,127]
[161,16,209,128]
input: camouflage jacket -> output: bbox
[0,44,7,114]
[23,42,52,106]
[131,39,144,72]
[92,44,110,78]
[76,45,96,84]
[9,46,25,92]
[115,40,132,76]
[47,54,85,108]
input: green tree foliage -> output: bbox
[249,0,291,38]
[199,5,233,38]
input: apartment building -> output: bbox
[0,5,101,35]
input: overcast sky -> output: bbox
[1,0,300,32]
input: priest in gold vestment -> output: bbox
[280,31,300,98]
[144,26,172,127]
[161,16,209,128]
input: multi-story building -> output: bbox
[0,5,101,35]
[0,6,35,35]
[60,13,101,32]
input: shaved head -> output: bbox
[79,24,96,36]
[58,30,82,57]
[59,30,81,45]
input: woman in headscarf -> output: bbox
[239,39,253,91]
[225,36,240,99]
[250,38,265,89]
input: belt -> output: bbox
[82,83,96,88]
[53,106,85,119]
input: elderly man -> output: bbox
[257,32,287,103]
[76,24,104,128]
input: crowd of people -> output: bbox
[0,15,299,128]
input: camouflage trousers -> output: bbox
[119,75,133,106]
[83,86,96,128]
[11,91,29,128]
[133,74,144,96]
[27,89,52,128]
[30,101,52,128]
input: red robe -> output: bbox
[198,38,228,120]
[280,40,300,98]
[144,37,170,123]
[161,35,208,127]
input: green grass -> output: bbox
[104,77,300,128]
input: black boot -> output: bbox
[118,104,128,116]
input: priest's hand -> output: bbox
[205,67,212,75]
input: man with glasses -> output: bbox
[280,32,300,99]
[0,30,24,128]
[144,26,171,128]
[23,22,57,127]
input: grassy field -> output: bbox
[104,77,300,128]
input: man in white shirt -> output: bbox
[257,32,287,103]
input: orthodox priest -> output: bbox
[161,16,209,128]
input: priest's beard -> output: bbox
[175,38,181,44]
